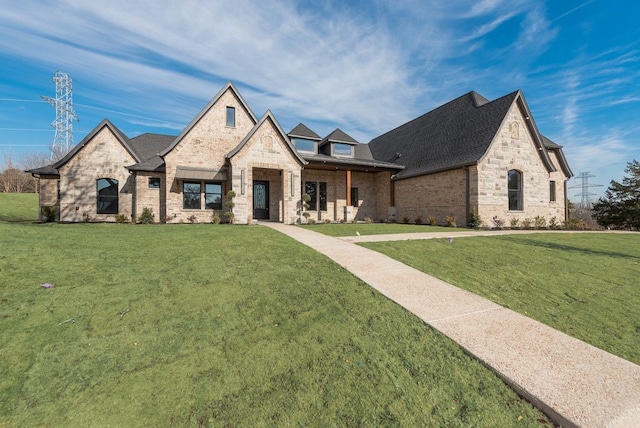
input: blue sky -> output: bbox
[1,0,639,201]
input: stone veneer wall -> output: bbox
[134,172,165,222]
[57,127,136,222]
[163,88,256,223]
[229,117,302,224]
[476,103,567,224]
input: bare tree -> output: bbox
[1,149,51,193]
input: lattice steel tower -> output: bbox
[568,171,603,207]
[42,71,78,160]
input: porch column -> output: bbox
[346,170,351,206]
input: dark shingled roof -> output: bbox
[129,133,177,161]
[288,123,321,140]
[368,90,520,179]
[541,135,561,149]
[320,128,359,146]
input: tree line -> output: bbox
[0,150,50,193]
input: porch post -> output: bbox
[346,170,351,206]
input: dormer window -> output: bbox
[293,138,317,154]
[226,106,235,127]
[332,143,354,157]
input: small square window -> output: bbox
[148,177,161,189]
[226,106,236,127]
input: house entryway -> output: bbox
[253,180,269,219]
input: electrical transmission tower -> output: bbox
[41,71,79,161]
[568,171,603,207]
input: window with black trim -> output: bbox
[226,106,235,127]
[97,178,119,214]
[305,181,317,211]
[148,177,161,189]
[350,187,359,207]
[550,181,556,202]
[319,182,327,211]
[205,183,222,209]
[183,181,201,209]
[508,170,522,211]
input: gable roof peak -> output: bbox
[159,81,258,157]
[288,123,322,140]
[321,128,359,145]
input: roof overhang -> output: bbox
[174,166,228,181]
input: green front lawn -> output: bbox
[362,233,640,365]
[0,223,548,426]
[0,192,38,222]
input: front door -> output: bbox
[253,181,269,219]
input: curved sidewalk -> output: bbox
[262,223,640,428]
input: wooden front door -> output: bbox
[253,181,269,219]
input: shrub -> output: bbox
[492,216,505,229]
[414,216,422,225]
[534,216,547,229]
[82,212,91,223]
[187,214,198,224]
[468,211,482,229]
[307,218,316,225]
[521,218,533,229]
[138,207,155,224]
[364,216,374,224]
[115,213,128,224]
[549,216,559,229]
[402,216,410,224]
[445,216,457,228]
[323,218,331,224]
[41,206,57,222]
[211,213,221,224]
[224,190,236,224]
[427,215,437,226]
[510,217,519,229]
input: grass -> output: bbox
[299,222,459,237]
[362,233,640,365]
[0,222,550,426]
[0,192,39,222]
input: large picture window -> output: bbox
[205,183,222,209]
[508,170,523,211]
[305,181,327,211]
[97,178,119,214]
[183,181,201,209]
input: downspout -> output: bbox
[564,180,569,222]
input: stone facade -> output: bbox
[164,87,256,223]
[57,126,136,222]
[475,103,567,225]
[228,115,303,224]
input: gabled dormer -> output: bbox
[319,128,358,158]
[288,123,322,155]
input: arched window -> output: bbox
[508,170,522,211]
[97,178,119,214]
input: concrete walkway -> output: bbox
[262,223,640,428]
